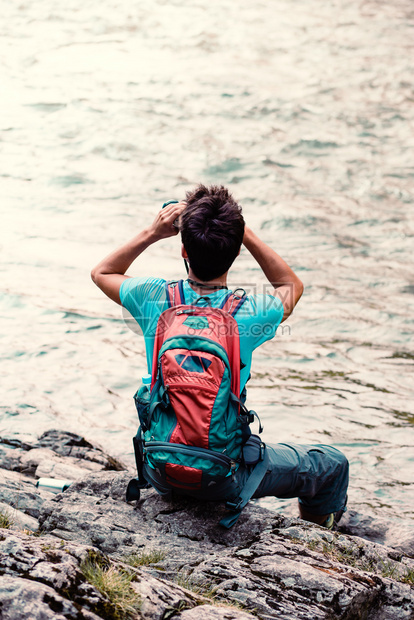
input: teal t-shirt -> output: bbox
[120,277,284,390]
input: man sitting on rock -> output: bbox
[91,184,349,528]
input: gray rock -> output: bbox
[0,430,413,620]
[19,447,64,474]
[179,606,256,619]
[0,532,110,618]
[0,468,48,518]
[0,529,247,620]
[277,501,414,561]
[37,429,126,470]
[38,471,279,557]
[19,446,103,481]
[0,575,102,620]
[340,510,414,559]
[36,473,414,619]
[189,537,413,619]
[126,566,215,620]
[0,429,126,477]
[0,443,25,472]
[0,501,38,531]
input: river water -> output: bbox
[1,0,413,525]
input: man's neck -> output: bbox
[187,268,228,293]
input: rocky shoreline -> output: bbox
[0,430,413,619]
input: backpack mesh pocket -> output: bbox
[134,385,150,431]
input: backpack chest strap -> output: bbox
[167,281,247,317]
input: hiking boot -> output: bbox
[323,513,335,529]
[322,496,348,530]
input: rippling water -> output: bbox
[1,0,413,524]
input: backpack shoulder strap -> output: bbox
[219,289,247,317]
[165,280,185,308]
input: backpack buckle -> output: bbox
[159,383,170,408]
[239,410,255,424]
[249,410,263,434]
[225,498,243,511]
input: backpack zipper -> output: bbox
[144,441,237,470]
[158,335,231,368]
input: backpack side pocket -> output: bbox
[134,384,150,431]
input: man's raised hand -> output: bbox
[150,201,187,240]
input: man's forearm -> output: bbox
[243,227,299,285]
[91,200,185,305]
[91,228,158,280]
[243,226,304,319]
[90,228,159,305]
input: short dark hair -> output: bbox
[180,184,245,281]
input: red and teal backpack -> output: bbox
[127,280,268,528]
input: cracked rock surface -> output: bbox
[0,430,413,619]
